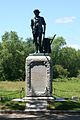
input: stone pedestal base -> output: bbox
[25,53,52,97]
[25,53,53,111]
[24,97,54,111]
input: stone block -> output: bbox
[25,53,52,97]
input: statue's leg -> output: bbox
[33,34,38,53]
[35,38,38,53]
[39,34,42,53]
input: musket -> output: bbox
[50,34,56,45]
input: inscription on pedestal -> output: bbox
[31,64,47,95]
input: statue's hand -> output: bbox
[43,32,45,38]
[43,32,45,35]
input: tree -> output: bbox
[76,50,80,77]
[52,36,66,50]
[0,31,25,80]
[0,31,35,81]
[23,37,35,56]
[51,36,66,65]
[76,50,80,70]
[58,47,78,77]
[0,32,80,80]
[53,64,69,78]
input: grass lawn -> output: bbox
[0,81,25,99]
[0,78,80,110]
[0,81,25,110]
[48,100,80,110]
[53,78,80,98]
[0,81,25,91]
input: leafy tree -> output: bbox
[0,32,80,80]
[53,64,69,78]
[51,36,66,65]
[1,32,24,80]
[52,36,66,50]
[76,50,80,77]
[58,47,78,77]
[23,37,35,56]
[76,50,80,69]
[0,31,35,81]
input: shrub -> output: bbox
[53,64,69,78]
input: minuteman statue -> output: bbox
[31,9,46,53]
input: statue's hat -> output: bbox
[33,9,40,13]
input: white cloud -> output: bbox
[55,16,76,23]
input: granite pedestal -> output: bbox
[25,53,53,111]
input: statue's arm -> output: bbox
[31,19,34,31]
[31,19,35,43]
[43,24,46,35]
[42,17,46,37]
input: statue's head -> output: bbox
[33,9,40,16]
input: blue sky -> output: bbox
[0,0,80,49]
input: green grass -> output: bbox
[48,100,80,110]
[0,99,26,110]
[53,78,80,98]
[0,81,25,99]
[0,81,25,110]
[0,81,25,91]
[0,78,80,110]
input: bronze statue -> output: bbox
[31,9,46,53]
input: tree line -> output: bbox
[0,31,80,81]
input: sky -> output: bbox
[0,0,80,50]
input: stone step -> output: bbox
[26,100,47,109]
[24,97,54,111]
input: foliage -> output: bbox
[51,36,66,64]
[51,36,80,78]
[58,47,78,77]
[0,31,35,80]
[0,32,80,80]
[53,64,69,78]
[77,70,80,78]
